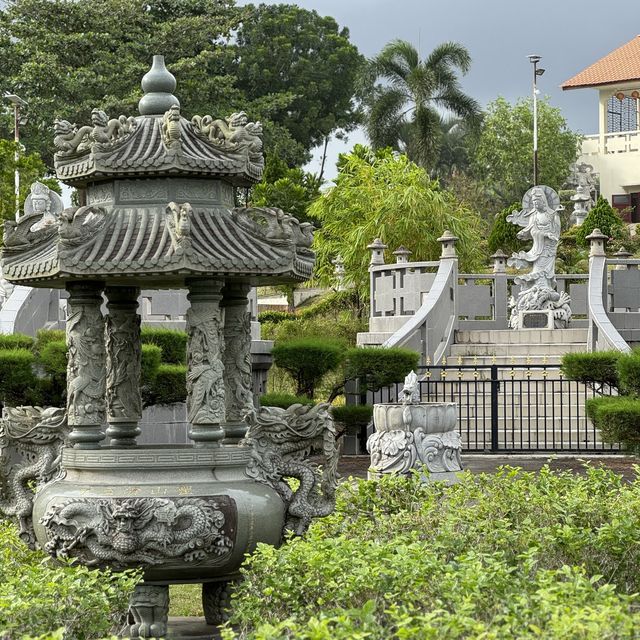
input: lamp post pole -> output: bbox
[3,93,28,220]
[527,55,544,186]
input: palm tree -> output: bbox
[364,40,481,169]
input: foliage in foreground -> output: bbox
[223,466,640,639]
[0,522,138,639]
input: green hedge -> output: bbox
[561,351,620,388]
[587,396,640,452]
[34,329,66,354]
[0,522,138,638]
[618,352,640,396]
[0,333,35,351]
[38,340,67,406]
[260,393,315,409]
[141,343,162,386]
[222,467,640,639]
[331,404,373,429]
[140,328,187,365]
[258,310,297,324]
[0,349,39,406]
[344,347,420,392]
[272,338,346,398]
[143,364,187,406]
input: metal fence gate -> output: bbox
[366,365,616,453]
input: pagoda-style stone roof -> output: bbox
[54,107,264,187]
[2,204,314,287]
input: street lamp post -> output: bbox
[527,55,545,185]
[3,93,28,220]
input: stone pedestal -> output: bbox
[186,278,225,447]
[105,286,142,447]
[221,282,253,443]
[66,281,107,449]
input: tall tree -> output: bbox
[309,146,486,296]
[0,0,362,168]
[472,96,580,207]
[363,39,481,170]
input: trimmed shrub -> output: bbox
[344,347,420,392]
[576,195,624,248]
[487,202,526,254]
[272,338,346,398]
[34,329,66,354]
[0,522,138,638]
[561,351,620,388]
[0,333,34,351]
[38,340,67,406]
[141,328,187,365]
[587,396,640,452]
[260,393,315,409]
[0,349,39,406]
[258,310,297,324]
[141,343,162,387]
[222,467,640,639]
[144,364,187,406]
[331,404,373,430]
[618,351,640,396]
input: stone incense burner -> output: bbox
[367,371,462,482]
[0,56,338,638]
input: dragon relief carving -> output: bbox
[57,205,106,246]
[223,308,254,424]
[54,109,137,156]
[244,403,339,536]
[191,111,263,161]
[232,207,314,249]
[0,407,68,546]
[166,201,192,251]
[41,496,236,568]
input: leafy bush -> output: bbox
[576,195,624,248]
[344,347,419,392]
[617,351,640,396]
[38,340,67,406]
[331,404,372,430]
[272,339,346,398]
[0,349,39,406]
[261,314,366,347]
[561,351,620,388]
[258,310,297,324]
[34,329,66,354]
[143,364,187,406]
[140,328,187,365]
[587,396,640,453]
[487,202,526,254]
[260,393,315,409]
[0,333,35,351]
[0,522,138,638]
[222,467,640,639]
[141,343,162,386]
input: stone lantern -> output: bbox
[490,249,508,274]
[586,228,608,257]
[367,238,387,266]
[393,246,412,264]
[0,56,338,636]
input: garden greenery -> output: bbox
[222,466,640,639]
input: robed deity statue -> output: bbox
[506,185,571,329]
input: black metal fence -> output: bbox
[362,364,616,453]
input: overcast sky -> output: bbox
[243,0,639,179]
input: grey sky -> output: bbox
[246,0,639,179]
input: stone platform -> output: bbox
[165,617,222,639]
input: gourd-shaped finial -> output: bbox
[138,55,180,116]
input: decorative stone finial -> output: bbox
[367,238,388,266]
[437,230,458,259]
[490,249,508,274]
[613,247,632,258]
[393,246,412,264]
[138,55,180,116]
[586,228,608,257]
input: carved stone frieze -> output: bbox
[0,407,67,546]
[232,207,314,249]
[41,496,236,568]
[367,430,417,475]
[166,201,192,252]
[186,279,225,445]
[57,205,106,246]
[191,111,263,161]
[244,403,339,536]
[66,281,107,448]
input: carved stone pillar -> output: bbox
[221,282,253,443]
[105,286,142,447]
[66,281,107,449]
[186,278,225,446]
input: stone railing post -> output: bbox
[491,250,508,329]
[186,278,225,447]
[104,286,142,447]
[437,230,458,260]
[393,246,412,264]
[221,281,253,444]
[66,281,107,449]
[367,238,388,314]
[586,228,608,257]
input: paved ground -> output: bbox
[338,453,639,480]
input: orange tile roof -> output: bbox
[562,36,640,90]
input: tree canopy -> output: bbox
[363,39,481,171]
[309,146,487,295]
[0,0,363,167]
[472,97,580,207]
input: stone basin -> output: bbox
[372,401,457,434]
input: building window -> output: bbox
[607,96,638,132]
